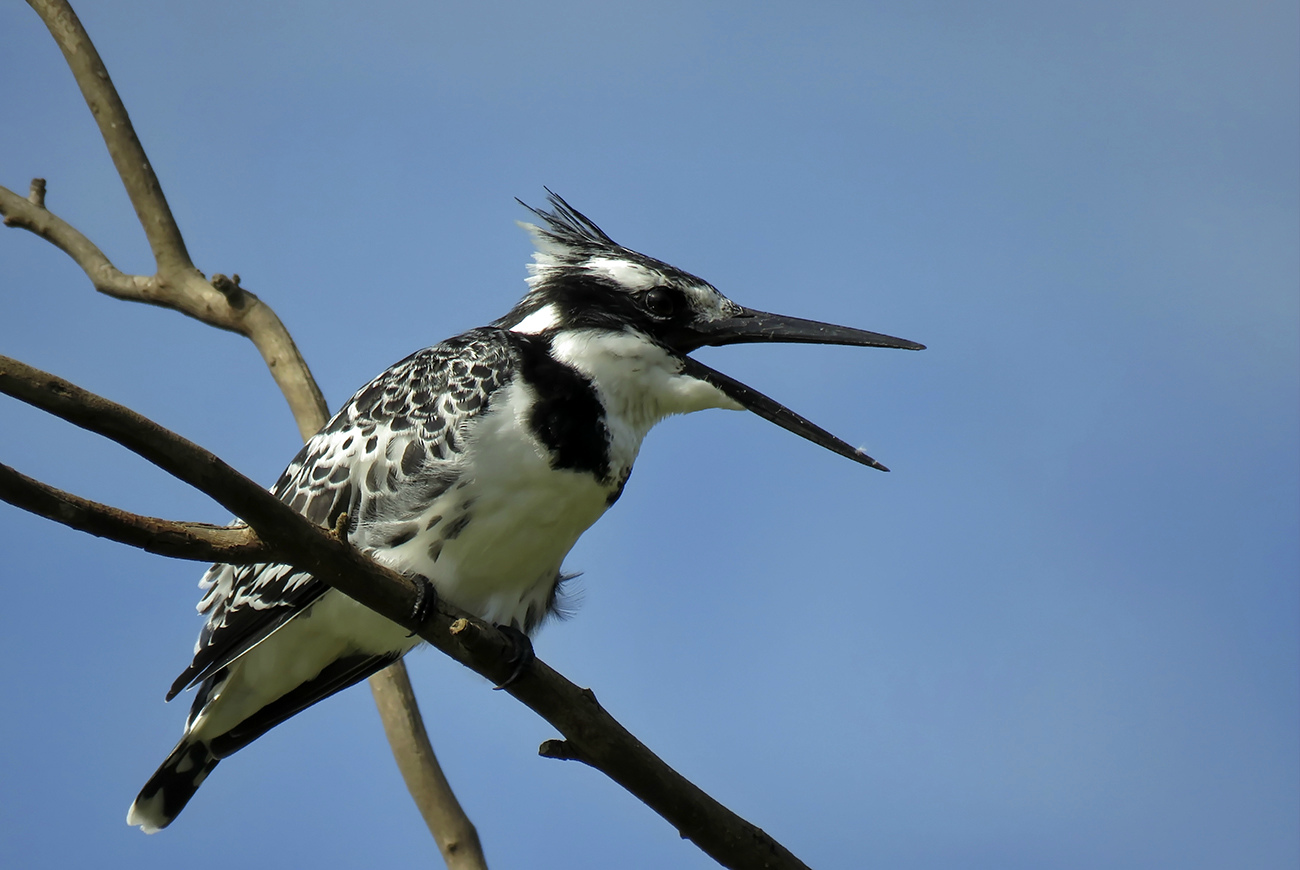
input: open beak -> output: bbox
[677,307,924,472]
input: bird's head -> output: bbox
[498,191,923,471]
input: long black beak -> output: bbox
[680,307,925,353]
[678,307,924,471]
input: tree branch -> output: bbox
[0,173,328,442]
[370,666,487,869]
[25,0,192,276]
[7,0,328,441]
[0,462,272,564]
[0,357,812,870]
[0,182,146,297]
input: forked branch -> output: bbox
[7,1,326,440]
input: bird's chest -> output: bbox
[374,379,625,628]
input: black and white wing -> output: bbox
[166,329,517,701]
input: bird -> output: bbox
[126,191,924,833]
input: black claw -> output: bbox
[406,575,439,636]
[492,624,535,689]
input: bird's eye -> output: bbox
[644,287,677,318]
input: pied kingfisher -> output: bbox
[127,192,923,832]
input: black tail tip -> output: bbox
[127,740,219,833]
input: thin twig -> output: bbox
[0,356,813,870]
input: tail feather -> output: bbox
[126,739,220,834]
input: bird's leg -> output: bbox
[406,574,439,636]
[492,624,535,689]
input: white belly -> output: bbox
[372,380,617,628]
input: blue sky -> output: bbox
[1,1,1296,867]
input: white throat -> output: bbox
[547,328,741,472]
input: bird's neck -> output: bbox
[543,328,736,475]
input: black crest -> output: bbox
[516,190,712,296]
[516,189,623,262]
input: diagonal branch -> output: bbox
[0,357,813,870]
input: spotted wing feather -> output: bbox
[167,329,518,700]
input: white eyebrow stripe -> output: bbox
[585,257,660,290]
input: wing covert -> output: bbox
[169,329,519,699]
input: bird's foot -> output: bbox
[406,574,439,636]
[492,624,535,689]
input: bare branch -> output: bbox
[211,273,331,441]
[0,180,329,441]
[0,184,145,297]
[370,667,488,870]
[0,462,273,564]
[26,0,193,276]
[0,357,813,870]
